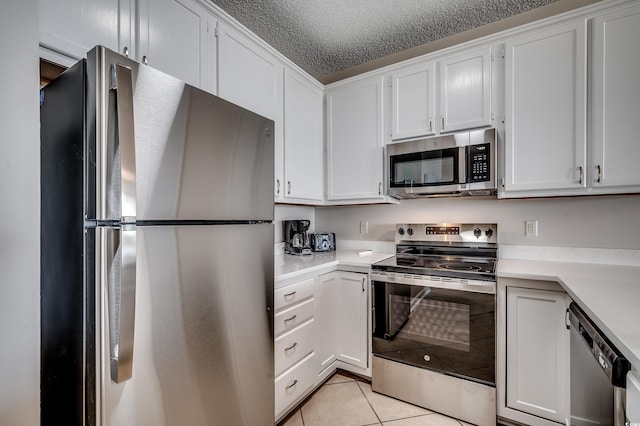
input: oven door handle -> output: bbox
[370,271,495,295]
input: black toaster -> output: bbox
[309,233,336,252]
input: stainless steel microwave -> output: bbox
[386,128,497,198]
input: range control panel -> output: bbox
[396,223,497,243]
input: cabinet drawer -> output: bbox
[274,298,315,337]
[275,277,315,311]
[275,352,316,418]
[275,319,314,376]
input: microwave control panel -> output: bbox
[467,143,490,182]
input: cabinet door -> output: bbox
[217,21,281,120]
[315,272,337,373]
[39,0,132,60]
[283,69,324,201]
[138,0,209,89]
[439,47,492,133]
[504,21,587,193]
[326,76,384,200]
[506,286,569,423]
[335,272,368,369]
[592,4,640,189]
[391,62,437,140]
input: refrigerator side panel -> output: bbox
[100,224,274,425]
[40,59,89,425]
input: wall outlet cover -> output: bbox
[525,220,538,237]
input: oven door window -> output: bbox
[389,148,460,187]
[372,281,495,386]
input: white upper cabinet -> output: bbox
[217,21,281,121]
[326,76,385,201]
[503,20,587,195]
[281,69,324,202]
[591,3,640,189]
[390,46,492,141]
[391,62,437,140]
[439,47,492,133]
[138,0,210,90]
[38,0,133,60]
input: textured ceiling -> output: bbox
[209,0,567,83]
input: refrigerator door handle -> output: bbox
[110,63,137,222]
[106,225,137,383]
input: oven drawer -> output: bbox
[275,318,315,376]
[274,298,315,337]
[275,277,315,311]
[275,352,316,417]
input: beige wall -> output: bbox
[0,1,41,424]
[315,194,640,250]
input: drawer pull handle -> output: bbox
[285,379,298,390]
[284,291,296,298]
[285,342,297,352]
[284,315,297,323]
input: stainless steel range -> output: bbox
[371,223,497,426]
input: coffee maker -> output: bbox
[284,220,312,255]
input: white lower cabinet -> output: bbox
[315,272,337,374]
[498,278,570,425]
[274,353,316,418]
[335,271,369,370]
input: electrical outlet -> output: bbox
[360,221,369,234]
[525,220,538,237]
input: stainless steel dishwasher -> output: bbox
[568,302,631,426]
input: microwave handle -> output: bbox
[459,146,467,185]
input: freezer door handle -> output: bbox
[106,225,137,383]
[110,63,137,222]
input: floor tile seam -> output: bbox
[355,378,383,425]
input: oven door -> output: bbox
[372,275,496,386]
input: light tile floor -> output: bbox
[278,371,475,426]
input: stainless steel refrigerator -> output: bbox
[40,46,275,425]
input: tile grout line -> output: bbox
[355,380,383,425]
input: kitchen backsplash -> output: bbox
[313,194,640,250]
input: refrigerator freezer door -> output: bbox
[90,47,274,223]
[99,224,274,425]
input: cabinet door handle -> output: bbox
[285,342,297,352]
[441,115,445,130]
[142,55,148,65]
[123,46,129,57]
[276,179,280,195]
[284,315,297,324]
[578,166,583,184]
[362,277,365,293]
[378,182,382,195]
[287,181,291,195]
[285,379,298,390]
[429,117,433,132]
[596,165,602,183]
[284,291,296,298]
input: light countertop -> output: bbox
[498,259,640,368]
[275,249,394,282]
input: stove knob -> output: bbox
[407,227,414,236]
[398,227,405,236]
[485,228,494,238]
[473,227,482,238]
